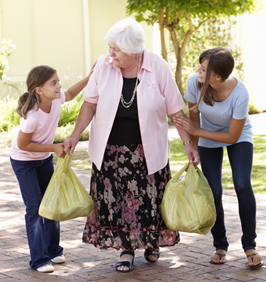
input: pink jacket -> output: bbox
[83,48,185,175]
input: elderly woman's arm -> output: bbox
[63,101,97,155]
[171,110,199,166]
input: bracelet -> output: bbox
[183,140,192,145]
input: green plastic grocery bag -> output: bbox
[39,154,94,221]
[161,163,216,235]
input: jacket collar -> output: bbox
[141,48,152,73]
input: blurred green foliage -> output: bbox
[0,39,16,80]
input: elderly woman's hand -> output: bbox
[63,134,79,155]
[183,144,199,166]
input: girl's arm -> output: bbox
[63,101,97,154]
[17,131,66,158]
[173,102,246,144]
[64,62,96,102]
[170,110,200,166]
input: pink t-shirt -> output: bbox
[83,48,185,175]
[10,90,65,161]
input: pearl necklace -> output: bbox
[120,58,140,109]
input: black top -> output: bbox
[107,77,142,145]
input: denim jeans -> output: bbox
[198,142,256,252]
[10,155,63,269]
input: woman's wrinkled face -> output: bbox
[108,41,134,69]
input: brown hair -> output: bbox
[16,65,56,118]
[195,47,234,110]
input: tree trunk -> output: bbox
[163,12,209,95]
[168,28,184,94]
[175,58,183,94]
[176,29,194,94]
[159,9,168,62]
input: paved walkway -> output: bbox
[1,113,266,281]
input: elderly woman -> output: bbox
[63,18,199,273]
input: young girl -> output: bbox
[10,64,93,273]
[173,47,264,269]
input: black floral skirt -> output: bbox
[82,144,180,250]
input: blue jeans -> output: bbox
[198,142,256,252]
[10,155,63,269]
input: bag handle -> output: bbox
[55,153,71,173]
[170,162,190,183]
[170,162,200,183]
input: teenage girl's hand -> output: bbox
[88,60,97,76]
[63,135,79,155]
[173,115,199,135]
[53,143,66,158]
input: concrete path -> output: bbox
[0,113,266,281]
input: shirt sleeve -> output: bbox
[184,74,199,104]
[83,55,106,104]
[232,86,250,120]
[160,63,186,115]
[20,112,38,134]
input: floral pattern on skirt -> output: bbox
[82,144,180,250]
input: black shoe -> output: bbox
[144,248,160,263]
[115,250,135,273]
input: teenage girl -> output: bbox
[10,64,94,273]
[173,47,263,269]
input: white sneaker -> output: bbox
[51,254,66,264]
[37,264,54,273]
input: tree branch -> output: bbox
[179,12,195,58]
[196,17,211,30]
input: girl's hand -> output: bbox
[53,143,66,158]
[89,60,97,76]
[173,115,199,135]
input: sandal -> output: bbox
[209,252,226,264]
[144,248,160,263]
[115,250,135,273]
[247,252,264,269]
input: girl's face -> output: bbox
[197,59,208,83]
[36,72,62,100]
[197,59,219,85]
[108,41,135,69]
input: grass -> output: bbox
[54,123,90,143]
[57,134,266,194]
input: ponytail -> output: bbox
[16,91,41,118]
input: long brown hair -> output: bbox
[196,47,234,109]
[16,65,56,118]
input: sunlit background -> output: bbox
[0,0,266,111]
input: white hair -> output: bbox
[104,18,146,56]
